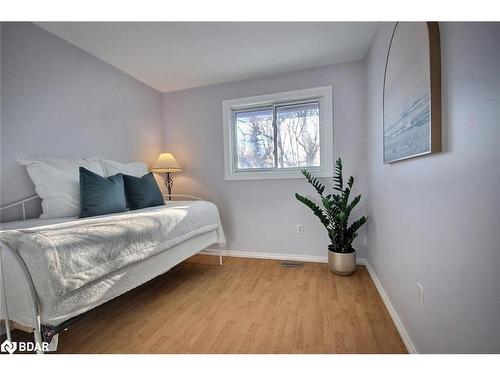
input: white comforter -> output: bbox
[0,201,225,299]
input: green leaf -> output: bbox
[347,176,354,189]
[333,158,343,191]
[295,193,330,229]
[346,216,367,240]
[344,194,362,222]
[301,169,325,197]
[341,187,351,209]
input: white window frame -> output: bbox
[223,86,333,181]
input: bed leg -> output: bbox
[47,334,59,352]
[218,245,223,266]
[4,319,12,343]
[1,251,12,343]
[33,316,44,354]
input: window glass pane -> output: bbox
[235,108,275,169]
[276,102,320,168]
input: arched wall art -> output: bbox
[383,22,442,163]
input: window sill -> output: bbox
[225,168,333,181]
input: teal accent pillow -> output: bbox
[123,172,165,210]
[79,167,127,218]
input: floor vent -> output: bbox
[280,261,304,269]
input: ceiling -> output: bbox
[37,22,377,93]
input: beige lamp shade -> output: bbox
[150,153,182,173]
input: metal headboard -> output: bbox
[0,195,40,221]
[0,194,203,222]
[0,194,45,351]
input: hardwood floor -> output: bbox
[5,255,407,354]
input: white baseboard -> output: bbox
[364,262,417,354]
[201,248,367,266]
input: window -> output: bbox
[223,86,333,180]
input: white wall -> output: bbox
[163,61,368,259]
[365,22,500,353]
[4,20,498,352]
[0,23,164,217]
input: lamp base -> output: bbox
[164,172,173,200]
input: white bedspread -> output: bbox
[0,201,225,299]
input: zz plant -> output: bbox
[295,158,367,253]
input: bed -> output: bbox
[0,196,225,353]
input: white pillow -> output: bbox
[17,156,106,219]
[98,158,149,177]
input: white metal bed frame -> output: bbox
[0,194,223,354]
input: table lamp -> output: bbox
[150,153,182,200]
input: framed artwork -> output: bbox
[383,22,442,163]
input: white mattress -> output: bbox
[0,201,224,327]
[0,200,216,231]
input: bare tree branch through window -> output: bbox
[235,102,320,170]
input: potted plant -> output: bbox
[295,158,367,276]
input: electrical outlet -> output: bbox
[417,283,424,308]
[296,224,303,234]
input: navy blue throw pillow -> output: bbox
[79,167,127,218]
[123,172,165,210]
